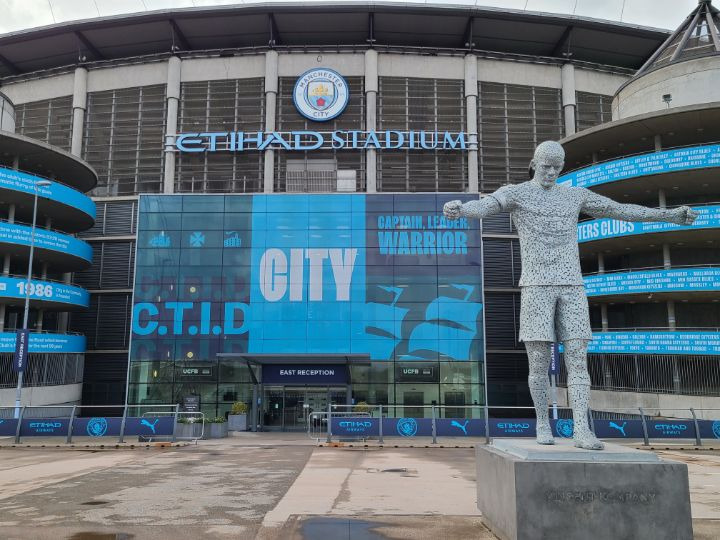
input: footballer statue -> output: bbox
[444,141,697,450]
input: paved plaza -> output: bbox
[0,434,719,539]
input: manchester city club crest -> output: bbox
[86,417,108,437]
[396,418,418,437]
[712,421,720,439]
[555,419,574,438]
[293,68,349,122]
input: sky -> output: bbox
[0,0,701,36]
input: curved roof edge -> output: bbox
[0,130,98,192]
[0,2,670,79]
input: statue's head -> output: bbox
[530,141,565,189]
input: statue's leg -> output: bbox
[564,339,604,450]
[525,341,554,445]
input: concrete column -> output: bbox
[597,252,605,274]
[163,56,182,194]
[663,244,672,269]
[658,189,666,208]
[465,54,479,193]
[70,67,88,157]
[667,300,676,330]
[263,50,279,193]
[654,134,662,152]
[365,50,378,193]
[600,304,609,332]
[561,63,577,137]
[0,203,11,331]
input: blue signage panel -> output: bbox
[489,419,536,437]
[648,420,694,439]
[381,417,434,437]
[72,417,124,437]
[0,276,89,307]
[0,418,18,436]
[332,417,379,437]
[588,332,720,355]
[559,144,720,189]
[578,205,720,243]
[0,332,86,353]
[122,417,174,437]
[0,221,93,263]
[12,329,29,372]
[262,364,348,385]
[435,418,485,437]
[591,419,645,439]
[585,268,720,296]
[0,167,96,219]
[131,194,484,363]
[697,420,720,440]
[20,418,70,436]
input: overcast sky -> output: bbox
[0,0,701,36]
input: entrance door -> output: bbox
[262,386,349,431]
[283,388,305,430]
[264,387,284,429]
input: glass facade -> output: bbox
[128,193,485,419]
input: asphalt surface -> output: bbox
[1,435,720,539]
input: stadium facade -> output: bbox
[0,1,717,427]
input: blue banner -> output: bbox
[591,419,646,439]
[132,194,484,362]
[0,276,89,307]
[13,329,28,372]
[0,332,86,353]
[648,420,694,439]
[122,416,174,437]
[0,221,93,263]
[589,332,720,355]
[697,420,720,440]
[559,144,720,189]
[585,268,720,296]
[72,417,124,437]
[0,167,96,219]
[20,418,70,436]
[0,418,18,436]
[578,205,720,243]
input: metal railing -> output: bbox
[0,352,83,388]
[315,404,720,447]
[0,404,180,444]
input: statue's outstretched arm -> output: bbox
[582,190,698,225]
[444,192,505,221]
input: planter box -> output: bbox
[176,422,203,439]
[228,414,247,431]
[204,422,228,439]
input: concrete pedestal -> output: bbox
[476,440,692,540]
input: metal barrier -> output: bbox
[0,404,180,444]
[316,404,720,446]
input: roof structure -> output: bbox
[0,2,671,80]
[634,0,720,77]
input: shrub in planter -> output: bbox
[203,416,228,439]
[175,416,203,439]
[228,402,248,431]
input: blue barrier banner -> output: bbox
[578,205,720,243]
[435,418,485,437]
[72,417,124,437]
[382,417,434,437]
[0,221,93,263]
[648,419,694,439]
[697,420,720,440]
[0,167,96,219]
[332,417,379,437]
[20,418,70,436]
[591,419,646,439]
[585,268,720,296]
[0,276,89,307]
[0,418,18,436]
[588,332,720,355]
[559,144,720,189]
[122,416,174,437]
[0,332,85,353]
[489,419,536,437]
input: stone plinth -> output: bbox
[476,439,692,540]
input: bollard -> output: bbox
[15,406,25,444]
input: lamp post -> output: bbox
[14,179,52,418]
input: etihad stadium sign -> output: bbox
[175,67,469,152]
[175,130,468,152]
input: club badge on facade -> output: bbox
[293,68,349,121]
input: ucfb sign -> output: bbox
[174,68,469,153]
